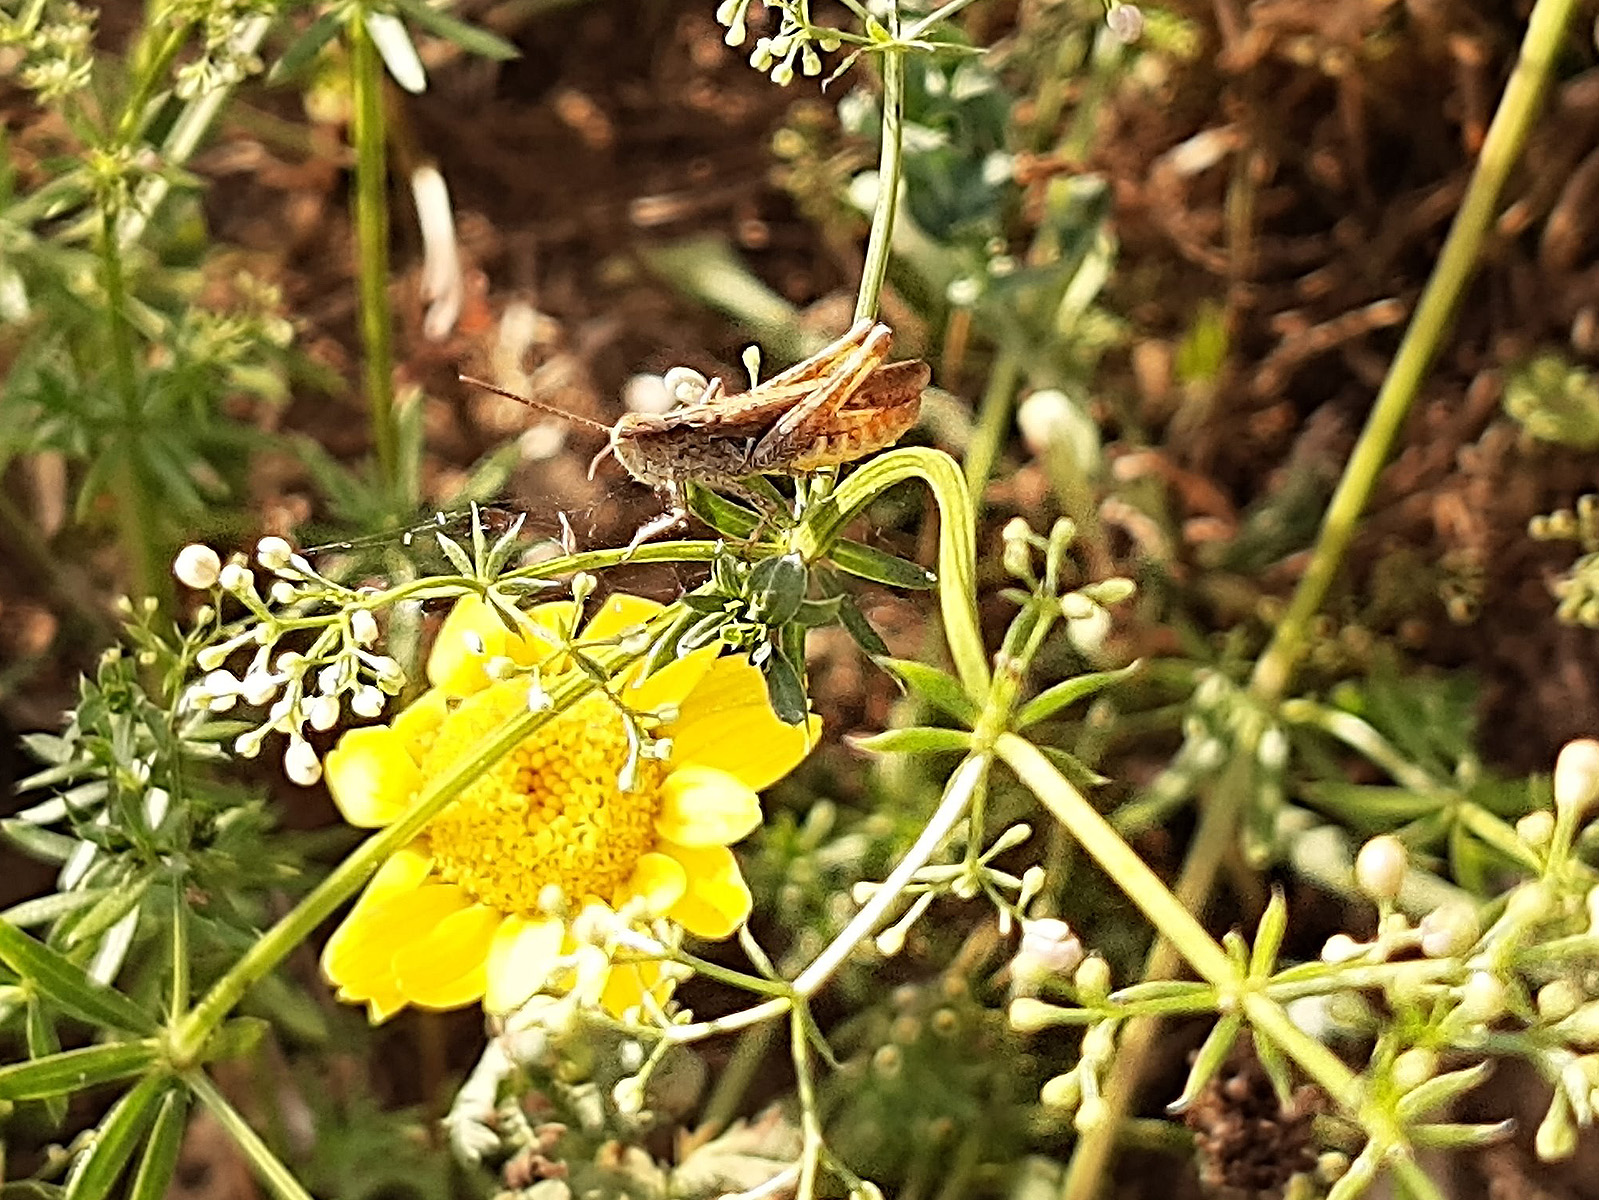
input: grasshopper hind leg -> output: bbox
[623,487,691,559]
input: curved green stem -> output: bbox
[1249,0,1579,702]
[796,446,988,696]
[349,9,399,499]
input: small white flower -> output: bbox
[284,738,323,787]
[172,544,222,590]
[218,563,253,594]
[255,536,295,572]
[351,609,379,647]
[350,685,384,719]
[307,694,340,732]
[207,692,238,714]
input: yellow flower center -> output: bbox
[417,684,668,914]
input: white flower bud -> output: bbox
[317,663,343,695]
[1106,3,1143,43]
[255,536,295,572]
[274,650,303,672]
[307,694,340,732]
[269,580,296,606]
[204,669,240,697]
[206,692,238,713]
[370,656,404,689]
[1355,835,1407,903]
[351,685,384,719]
[218,563,253,594]
[1040,1071,1082,1112]
[233,728,267,759]
[1518,809,1556,849]
[284,738,322,787]
[196,645,231,672]
[172,544,222,590]
[1554,739,1599,821]
[1321,933,1363,964]
[1009,997,1068,1033]
[1014,918,1084,981]
[241,672,281,706]
[1538,979,1582,1023]
[1073,956,1111,1000]
[351,609,379,647]
[1419,902,1479,959]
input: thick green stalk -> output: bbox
[349,11,400,498]
[99,208,165,606]
[1249,0,1579,701]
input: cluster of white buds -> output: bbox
[170,538,408,789]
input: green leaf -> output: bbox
[685,484,761,539]
[434,532,474,576]
[748,553,807,625]
[761,649,809,726]
[1169,1012,1242,1113]
[848,727,972,755]
[793,596,844,628]
[829,539,935,589]
[393,0,519,61]
[65,1074,168,1200]
[127,1087,188,1200]
[2,889,112,929]
[1014,662,1140,729]
[0,920,158,1034]
[1396,1061,1494,1123]
[62,876,149,949]
[833,589,890,658]
[26,996,67,1127]
[875,658,977,724]
[2,820,80,864]
[0,1040,161,1100]
[268,9,343,81]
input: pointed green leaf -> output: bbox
[0,1040,160,1100]
[127,1087,188,1200]
[1014,662,1139,729]
[749,553,807,625]
[392,0,519,60]
[829,540,935,589]
[65,1074,168,1200]
[761,649,808,726]
[189,1073,316,1200]
[876,658,977,724]
[26,997,67,1127]
[434,532,474,576]
[268,9,344,81]
[1396,1061,1494,1123]
[2,821,80,864]
[1168,1012,1242,1113]
[2,889,112,929]
[1407,1120,1515,1148]
[62,876,149,949]
[0,920,158,1034]
[848,727,972,755]
[1249,888,1288,978]
[685,484,761,539]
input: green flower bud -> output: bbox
[1074,956,1111,1001]
[1536,1089,1579,1161]
[1456,971,1506,1023]
[1040,1071,1082,1112]
[1391,1046,1437,1093]
[1555,1000,1599,1048]
[1538,979,1582,1023]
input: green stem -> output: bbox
[798,446,988,696]
[961,350,1021,510]
[1249,0,1579,702]
[99,208,165,606]
[349,10,400,499]
[854,14,904,324]
[186,1072,312,1200]
[169,636,650,1061]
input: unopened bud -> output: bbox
[1009,997,1068,1032]
[1074,956,1111,1000]
[1002,517,1035,579]
[307,694,340,732]
[1106,3,1143,43]
[351,609,379,647]
[1539,979,1583,1023]
[1391,1046,1436,1092]
[284,738,322,787]
[269,580,296,606]
[1418,903,1479,959]
[1456,971,1506,1023]
[1355,835,1407,903]
[255,536,295,572]
[1015,918,1084,981]
[173,544,222,590]
[351,685,384,719]
[1321,933,1364,964]
[218,563,253,594]
[1518,809,1556,849]
[1040,1071,1082,1112]
[1536,1091,1578,1161]
[241,672,280,706]
[1555,739,1599,820]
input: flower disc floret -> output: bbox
[320,593,819,1022]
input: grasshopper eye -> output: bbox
[663,366,712,406]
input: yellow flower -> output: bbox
[319,593,818,1022]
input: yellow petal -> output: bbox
[428,596,576,695]
[322,881,469,998]
[618,851,688,915]
[655,765,761,848]
[325,726,422,828]
[600,958,671,1018]
[578,594,664,645]
[392,688,449,763]
[321,844,433,976]
[663,842,751,939]
[484,914,566,1014]
[392,901,502,1009]
[622,645,718,716]
[668,656,821,790]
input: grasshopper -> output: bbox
[461,319,929,545]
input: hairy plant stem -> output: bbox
[349,11,400,498]
[168,631,656,1063]
[1063,0,1580,1193]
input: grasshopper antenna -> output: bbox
[458,373,613,437]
